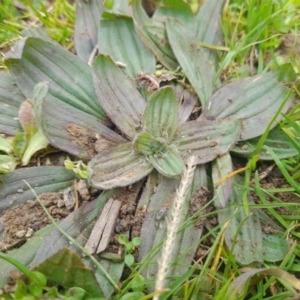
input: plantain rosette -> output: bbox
[1,0,296,295]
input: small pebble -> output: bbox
[25,228,34,238]
[57,199,65,208]
[27,200,36,208]
[15,230,26,238]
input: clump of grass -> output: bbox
[0,0,75,69]
[221,0,300,80]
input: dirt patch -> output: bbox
[278,34,300,58]
[66,123,98,158]
[0,180,96,251]
[0,192,69,251]
[190,185,214,229]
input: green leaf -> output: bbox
[127,273,145,292]
[175,119,240,164]
[258,210,288,262]
[231,127,298,160]
[195,0,224,64]
[28,282,43,297]
[12,132,27,159]
[35,248,103,297]
[0,155,18,174]
[92,54,146,139]
[148,145,185,177]
[133,132,166,156]
[125,254,134,267]
[117,234,128,245]
[98,17,156,78]
[132,0,179,69]
[74,0,104,63]
[0,135,13,154]
[218,176,263,265]
[143,86,179,142]
[132,237,141,247]
[200,70,293,140]
[119,292,145,300]
[28,271,47,287]
[132,0,180,70]
[5,37,106,120]
[131,0,149,27]
[0,72,23,135]
[15,280,28,299]
[0,166,75,213]
[153,0,194,32]
[167,19,215,106]
[88,143,153,189]
[33,82,124,159]
[21,130,49,166]
[65,287,86,300]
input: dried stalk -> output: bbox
[154,156,197,299]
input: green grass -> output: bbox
[0,0,300,299]
[0,0,75,69]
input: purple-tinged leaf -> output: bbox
[177,87,198,124]
[0,72,23,135]
[88,143,153,189]
[167,19,215,106]
[218,176,263,265]
[18,100,37,139]
[98,17,156,78]
[92,55,146,139]
[33,82,124,159]
[0,166,75,214]
[231,127,298,160]
[5,37,106,120]
[200,70,293,140]
[143,86,179,142]
[212,153,233,208]
[148,146,184,178]
[74,0,104,63]
[175,119,240,164]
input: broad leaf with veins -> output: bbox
[88,55,240,189]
